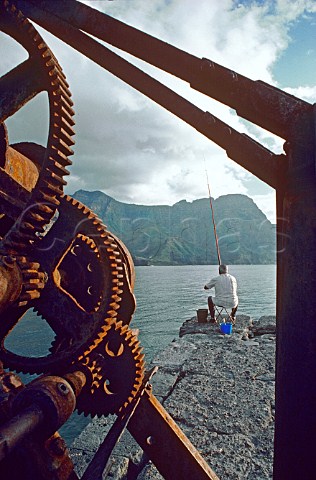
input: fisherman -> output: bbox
[204,264,238,323]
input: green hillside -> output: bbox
[73,190,276,265]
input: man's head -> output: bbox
[219,264,228,274]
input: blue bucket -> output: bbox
[220,322,233,335]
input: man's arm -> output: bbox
[204,278,216,290]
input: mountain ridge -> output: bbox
[72,190,276,265]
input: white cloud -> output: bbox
[284,85,316,103]
[2,0,315,226]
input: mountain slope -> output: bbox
[73,190,276,265]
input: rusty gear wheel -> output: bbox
[0,195,136,374]
[74,319,145,417]
[0,0,74,253]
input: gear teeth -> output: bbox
[40,188,62,202]
[101,321,114,334]
[51,79,72,99]
[18,290,41,301]
[33,204,55,215]
[113,287,124,295]
[135,353,145,365]
[59,105,75,127]
[41,185,64,198]
[0,188,136,377]
[46,171,68,187]
[22,280,45,289]
[111,294,122,303]
[125,330,134,341]
[24,212,45,224]
[0,2,75,252]
[75,321,145,417]
[128,336,139,347]
[51,147,73,167]
[52,125,75,147]
[48,161,70,177]
[51,136,74,157]
[119,324,129,335]
[57,114,75,136]
[53,86,74,107]
[114,320,123,330]
[109,302,120,310]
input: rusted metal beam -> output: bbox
[273,127,316,478]
[82,367,158,480]
[21,0,313,143]
[15,0,279,189]
[127,389,219,480]
[0,58,43,123]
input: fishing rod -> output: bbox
[205,168,222,266]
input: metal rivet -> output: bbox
[57,382,69,395]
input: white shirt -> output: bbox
[205,273,238,308]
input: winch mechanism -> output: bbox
[1,0,313,479]
[0,2,218,479]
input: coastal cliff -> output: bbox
[73,190,276,265]
[71,315,276,479]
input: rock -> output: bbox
[71,314,276,479]
[250,316,276,336]
[70,416,143,479]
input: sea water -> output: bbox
[134,264,276,362]
[4,264,276,445]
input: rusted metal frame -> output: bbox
[15,0,278,189]
[22,0,313,142]
[0,58,44,123]
[127,389,219,480]
[82,367,158,480]
[273,124,316,479]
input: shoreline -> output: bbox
[71,314,276,479]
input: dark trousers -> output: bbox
[208,296,238,320]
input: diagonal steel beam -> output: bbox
[127,389,220,480]
[21,0,314,145]
[0,58,44,123]
[15,0,279,189]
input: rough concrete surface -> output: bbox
[71,314,276,479]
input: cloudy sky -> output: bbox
[2,0,316,223]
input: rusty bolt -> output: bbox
[57,382,69,396]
